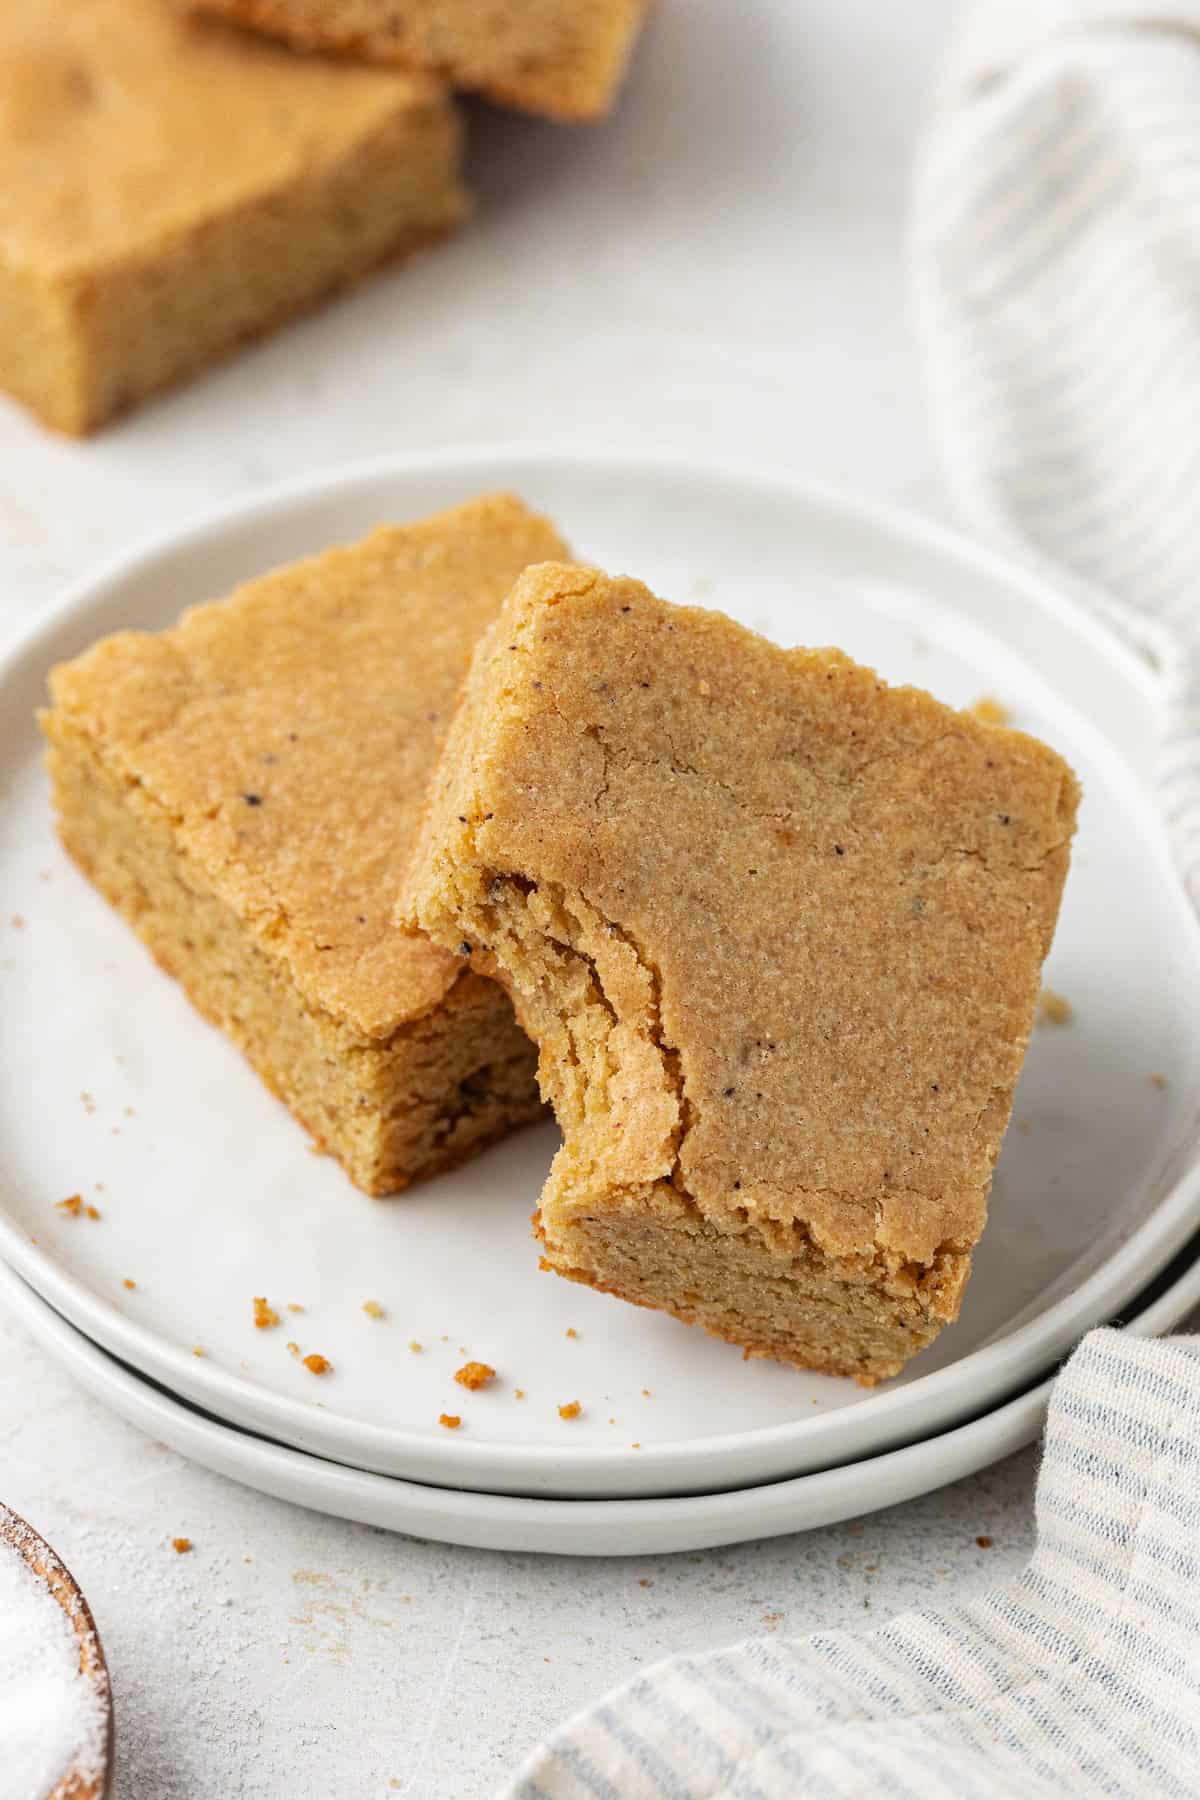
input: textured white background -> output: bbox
[0,3,1048,1795]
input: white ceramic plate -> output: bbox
[2,449,1199,1501]
[3,1238,1199,1556]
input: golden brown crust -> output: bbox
[46,495,566,1038]
[192,0,651,120]
[42,496,560,1193]
[0,0,466,432]
[403,561,1079,1376]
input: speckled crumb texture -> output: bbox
[402,563,1080,1381]
[192,0,651,120]
[40,494,567,1195]
[0,0,467,436]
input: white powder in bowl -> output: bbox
[0,1513,108,1800]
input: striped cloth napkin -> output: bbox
[506,7,1200,1794]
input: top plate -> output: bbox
[1,448,1198,1499]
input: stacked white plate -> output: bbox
[2,451,1198,1555]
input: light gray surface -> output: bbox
[0,2,1059,1795]
[0,1324,1034,1797]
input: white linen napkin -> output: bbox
[506,8,1200,1793]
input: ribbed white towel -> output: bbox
[506,1332,1200,1799]
[913,0,1200,897]
[506,8,1200,1795]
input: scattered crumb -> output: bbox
[172,1537,192,1554]
[631,1442,641,1450]
[440,1335,449,1342]
[968,696,1011,727]
[123,1106,135,1118]
[514,1388,526,1400]
[1037,988,1073,1028]
[638,1578,652,1589]
[976,1535,993,1550]
[85,1204,101,1221]
[302,1353,332,1375]
[192,1347,205,1357]
[608,1417,615,1425]
[56,1195,83,1216]
[10,914,24,929]
[439,1413,462,1430]
[253,1296,281,1330]
[1150,1072,1169,1090]
[641,1388,651,1397]
[287,1303,305,1314]
[565,1328,578,1340]
[363,1300,385,1319]
[122,1278,136,1291]
[409,1341,423,1354]
[558,1401,581,1420]
[455,1361,496,1390]
[286,1342,300,1358]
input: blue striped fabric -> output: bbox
[508,10,1200,1792]
[507,1335,1200,1797]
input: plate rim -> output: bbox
[2,442,1196,1497]
[2,1231,1199,1554]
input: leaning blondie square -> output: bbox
[192,0,651,121]
[402,564,1080,1381]
[0,0,466,435]
[41,496,566,1195]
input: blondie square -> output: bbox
[41,496,567,1194]
[402,564,1080,1381]
[0,0,466,435]
[192,0,651,121]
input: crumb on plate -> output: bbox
[56,1194,83,1216]
[514,1388,526,1400]
[968,696,1011,727]
[122,1278,136,1290]
[253,1296,281,1330]
[363,1299,385,1319]
[1150,1072,1169,1090]
[172,1536,192,1554]
[85,1204,101,1220]
[558,1400,582,1420]
[1037,988,1073,1027]
[303,1353,332,1375]
[287,1303,305,1313]
[454,1360,496,1390]
[287,1341,300,1358]
[409,1341,423,1354]
[439,1413,462,1430]
[976,1535,993,1550]
[565,1327,578,1339]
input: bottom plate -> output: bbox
[3,1241,1199,1557]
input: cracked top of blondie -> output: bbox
[401,562,1080,1265]
[45,495,566,1040]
